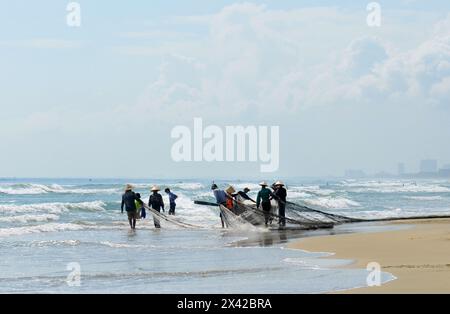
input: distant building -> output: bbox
[374,171,394,178]
[397,163,405,176]
[344,169,366,178]
[420,159,438,174]
[439,169,450,177]
[439,164,450,177]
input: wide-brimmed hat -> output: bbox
[275,181,285,186]
[124,184,134,191]
[225,185,236,194]
[259,181,268,186]
[151,186,160,192]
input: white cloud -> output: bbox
[8,5,450,134]
[129,4,450,123]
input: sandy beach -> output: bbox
[290,219,450,293]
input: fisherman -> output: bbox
[236,187,256,203]
[165,188,178,215]
[135,193,145,219]
[211,183,228,228]
[225,185,236,211]
[256,181,275,227]
[121,184,138,230]
[273,181,287,227]
[149,186,164,228]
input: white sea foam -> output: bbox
[287,191,314,199]
[283,258,323,270]
[404,196,444,201]
[170,182,205,190]
[338,206,450,220]
[130,182,205,191]
[340,180,450,193]
[0,214,59,223]
[303,197,361,209]
[232,183,262,191]
[173,194,220,226]
[30,240,81,247]
[0,223,85,237]
[290,185,335,196]
[0,201,107,214]
[99,241,148,249]
[0,183,119,195]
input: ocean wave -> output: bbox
[99,241,148,249]
[0,201,107,214]
[340,181,450,193]
[288,191,316,199]
[404,196,444,201]
[170,182,205,190]
[175,195,221,225]
[0,214,59,224]
[0,223,85,237]
[303,197,361,209]
[30,240,81,247]
[290,186,335,196]
[0,183,119,195]
[232,183,262,191]
[130,182,205,191]
[338,207,450,220]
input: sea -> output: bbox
[1,178,449,293]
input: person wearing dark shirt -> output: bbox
[236,187,256,203]
[274,181,287,227]
[256,181,275,227]
[121,184,138,230]
[149,186,164,228]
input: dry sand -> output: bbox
[289,219,450,293]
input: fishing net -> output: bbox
[219,200,450,230]
[144,200,450,231]
[220,201,336,230]
[142,204,206,229]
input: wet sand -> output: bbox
[289,219,450,293]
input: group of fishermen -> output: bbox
[212,181,287,227]
[121,180,288,230]
[121,184,178,229]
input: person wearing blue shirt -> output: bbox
[211,183,228,228]
[165,188,178,215]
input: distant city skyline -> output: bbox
[345,158,450,179]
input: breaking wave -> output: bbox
[0,223,86,237]
[303,197,361,209]
[99,241,148,249]
[0,201,107,214]
[0,214,59,224]
[340,181,450,193]
[404,196,444,201]
[0,183,118,195]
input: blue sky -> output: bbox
[0,1,449,178]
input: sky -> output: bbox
[0,0,449,179]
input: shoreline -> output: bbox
[289,218,450,293]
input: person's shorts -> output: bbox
[169,203,176,211]
[127,211,137,219]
